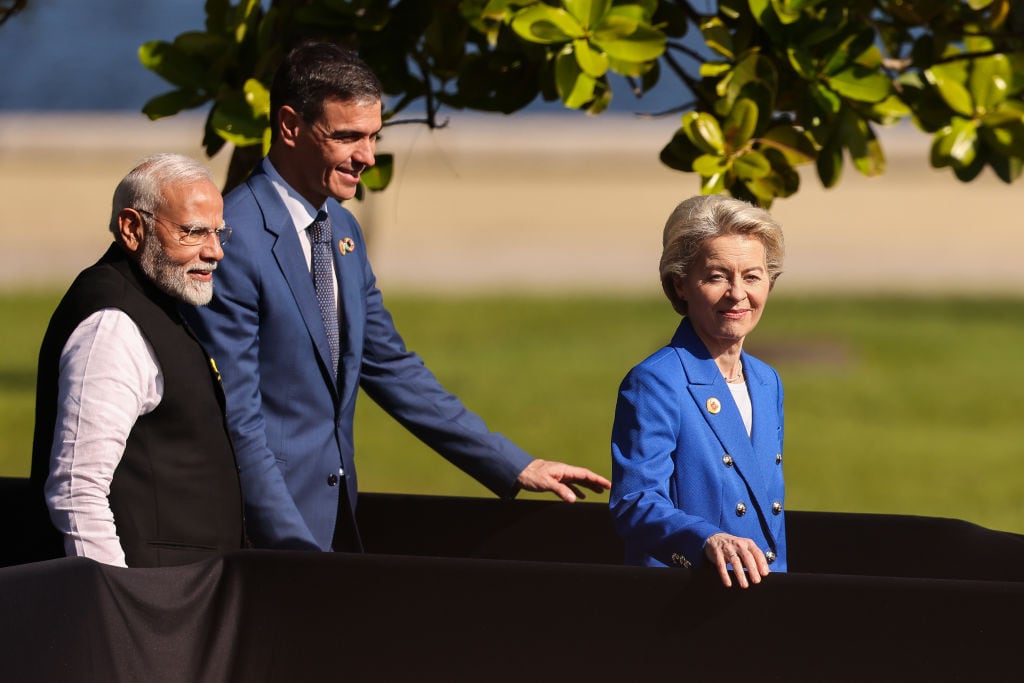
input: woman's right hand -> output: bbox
[704,533,771,588]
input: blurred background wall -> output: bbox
[2,110,1022,297]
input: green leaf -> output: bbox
[733,150,772,180]
[228,0,262,44]
[564,0,610,27]
[870,94,912,123]
[592,21,665,63]
[952,151,986,182]
[930,118,979,169]
[141,89,208,120]
[700,17,733,60]
[360,154,394,192]
[758,125,817,165]
[701,171,727,194]
[816,140,843,188]
[926,63,975,117]
[742,169,792,204]
[510,5,584,44]
[748,0,784,43]
[969,55,1010,112]
[660,131,703,172]
[584,80,613,114]
[988,153,1023,184]
[757,153,801,198]
[811,83,841,115]
[769,0,803,25]
[839,111,884,176]
[607,4,652,24]
[693,153,729,177]
[853,135,884,177]
[724,98,759,147]
[980,100,1024,127]
[825,65,891,103]
[172,30,230,59]
[682,111,726,154]
[700,61,732,78]
[605,55,653,78]
[786,47,816,80]
[138,40,210,91]
[242,78,270,119]
[261,125,272,157]
[821,30,875,76]
[555,50,597,108]
[573,38,609,77]
[979,120,1024,157]
[718,52,777,112]
[205,0,230,34]
[209,95,267,146]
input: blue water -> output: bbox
[0,0,208,110]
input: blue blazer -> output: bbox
[610,318,787,571]
[185,169,533,551]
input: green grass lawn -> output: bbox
[3,290,1022,533]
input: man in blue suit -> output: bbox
[185,41,610,552]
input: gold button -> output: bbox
[735,502,747,516]
[766,549,777,563]
[776,453,783,465]
[722,454,734,467]
[772,501,782,515]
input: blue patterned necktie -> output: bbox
[310,210,339,378]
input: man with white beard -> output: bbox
[30,153,244,568]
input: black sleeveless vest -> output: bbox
[31,245,243,567]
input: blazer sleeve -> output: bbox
[610,357,722,568]
[355,256,534,498]
[184,208,320,551]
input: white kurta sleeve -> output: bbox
[43,309,162,567]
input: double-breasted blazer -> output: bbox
[610,318,787,571]
[185,168,533,551]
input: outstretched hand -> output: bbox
[516,459,611,503]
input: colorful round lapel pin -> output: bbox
[706,397,721,414]
[338,237,356,255]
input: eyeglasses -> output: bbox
[135,208,233,246]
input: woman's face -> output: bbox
[674,234,771,354]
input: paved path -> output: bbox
[2,112,1022,295]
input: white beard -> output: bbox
[138,234,214,306]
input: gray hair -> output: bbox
[108,153,215,236]
[659,194,785,316]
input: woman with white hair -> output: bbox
[610,194,787,588]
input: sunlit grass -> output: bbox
[3,291,1022,533]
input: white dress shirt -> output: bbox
[261,157,338,306]
[44,308,162,567]
[728,380,753,437]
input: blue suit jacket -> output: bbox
[610,318,787,571]
[185,169,533,551]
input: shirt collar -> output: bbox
[260,157,327,235]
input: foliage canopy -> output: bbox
[139,0,1024,205]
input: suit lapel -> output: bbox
[673,320,772,524]
[248,174,339,395]
[327,205,362,390]
[745,358,777,471]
